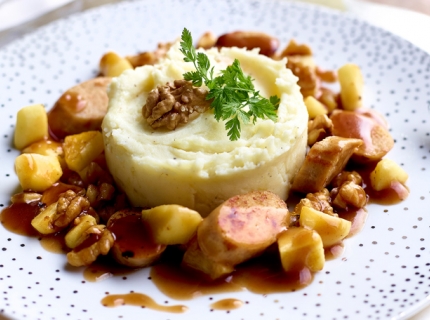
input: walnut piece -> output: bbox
[52,190,90,228]
[316,67,337,83]
[126,42,172,68]
[331,181,367,210]
[286,58,319,98]
[142,80,211,130]
[86,182,115,208]
[307,114,333,146]
[66,225,114,267]
[294,188,335,216]
[318,87,339,112]
[197,31,217,49]
[280,39,313,56]
[330,171,367,209]
[277,40,318,98]
[330,171,363,188]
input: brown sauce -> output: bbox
[101,292,188,313]
[150,251,312,300]
[0,158,407,313]
[0,200,41,236]
[83,256,138,282]
[210,298,243,310]
[107,212,166,262]
[39,231,68,253]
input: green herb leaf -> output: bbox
[180,28,280,141]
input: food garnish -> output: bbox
[179,28,280,141]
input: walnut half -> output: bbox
[67,225,114,267]
[142,80,211,130]
[330,171,367,210]
[294,188,335,217]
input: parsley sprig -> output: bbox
[179,28,280,141]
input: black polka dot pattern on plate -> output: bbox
[1,0,430,319]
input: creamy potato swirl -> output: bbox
[102,42,308,215]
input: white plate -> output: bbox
[1,0,430,319]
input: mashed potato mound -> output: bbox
[102,41,308,216]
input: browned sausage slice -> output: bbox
[330,110,394,163]
[107,209,166,268]
[197,191,289,267]
[48,77,111,140]
[216,31,279,57]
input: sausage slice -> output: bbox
[197,190,289,267]
[48,77,111,140]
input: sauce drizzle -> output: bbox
[210,298,243,311]
[101,292,188,313]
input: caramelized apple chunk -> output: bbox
[15,153,63,192]
[67,225,114,267]
[370,159,409,200]
[99,51,133,77]
[278,227,324,272]
[31,189,89,234]
[63,131,104,172]
[14,104,48,150]
[141,204,203,245]
[299,206,351,247]
[337,63,364,111]
[65,215,98,249]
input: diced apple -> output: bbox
[278,227,325,272]
[22,139,65,168]
[15,153,63,192]
[141,204,203,245]
[22,139,63,157]
[63,131,104,172]
[14,104,48,150]
[304,96,327,119]
[299,206,351,247]
[370,158,408,191]
[65,215,97,249]
[31,202,58,234]
[99,51,133,77]
[338,63,364,111]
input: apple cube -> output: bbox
[14,104,48,150]
[299,206,351,247]
[278,227,324,272]
[31,202,58,234]
[63,131,104,172]
[65,215,97,249]
[141,204,203,245]
[338,63,364,111]
[15,153,62,192]
[22,139,65,168]
[370,158,408,191]
[99,51,133,77]
[304,96,327,119]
